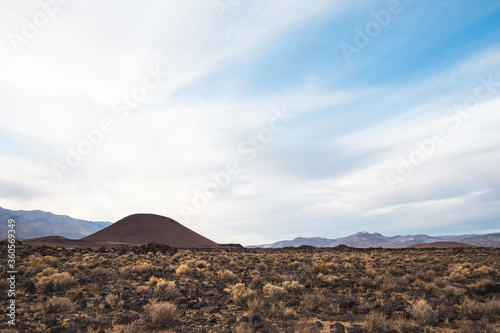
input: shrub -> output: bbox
[42,256,59,266]
[455,319,497,333]
[311,262,327,274]
[37,267,58,277]
[217,269,238,283]
[282,280,304,294]
[302,291,329,311]
[449,264,471,283]
[359,277,372,288]
[395,274,412,287]
[118,263,153,277]
[137,285,149,294]
[176,264,191,276]
[24,264,48,277]
[133,263,154,273]
[268,302,285,318]
[250,276,264,289]
[459,297,500,320]
[392,315,419,332]
[364,312,390,332]
[263,283,286,299]
[144,301,179,328]
[444,285,466,297]
[232,283,256,307]
[35,271,77,293]
[26,256,44,266]
[44,296,74,313]
[235,324,252,333]
[294,324,315,333]
[416,270,436,282]
[317,273,337,285]
[155,279,181,300]
[91,266,116,280]
[105,293,120,309]
[195,260,209,269]
[424,282,440,295]
[256,262,267,271]
[343,262,354,270]
[282,307,297,319]
[434,277,448,288]
[410,299,436,324]
[148,276,159,286]
[246,297,265,314]
[477,265,494,276]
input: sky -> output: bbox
[1,0,500,246]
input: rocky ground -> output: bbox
[1,244,499,332]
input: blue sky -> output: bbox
[1,0,500,245]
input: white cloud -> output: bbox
[0,1,499,244]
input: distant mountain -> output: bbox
[249,231,500,248]
[438,233,500,247]
[409,242,476,248]
[0,207,111,240]
[82,213,218,247]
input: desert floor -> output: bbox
[1,244,499,332]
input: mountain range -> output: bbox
[2,206,498,248]
[0,207,111,240]
[1,207,219,248]
[249,231,500,248]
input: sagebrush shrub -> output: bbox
[44,296,74,313]
[35,271,77,293]
[217,269,238,283]
[144,301,179,327]
[263,283,286,299]
[410,299,436,324]
[176,264,191,276]
[233,283,256,307]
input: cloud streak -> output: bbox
[1,0,500,245]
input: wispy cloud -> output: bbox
[1,1,500,245]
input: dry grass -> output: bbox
[10,244,500,332]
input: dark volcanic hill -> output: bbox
[82,213,217,247]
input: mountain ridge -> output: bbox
[248,231,500,248]
[0,206,111,240]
